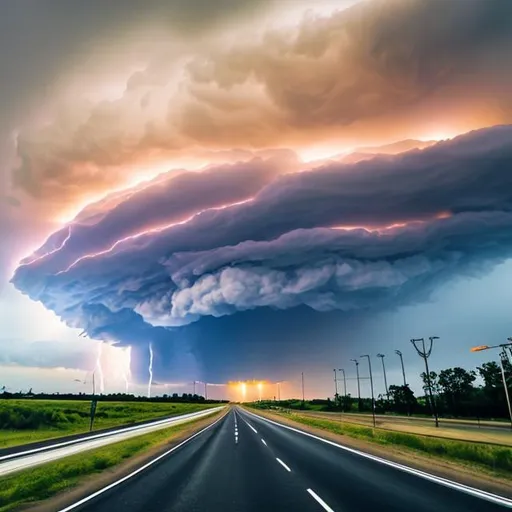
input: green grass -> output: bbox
[0,400,215,448]
[269,411,512,477]
[0,411,222,512]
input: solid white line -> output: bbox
[261,439,267,446]
[276,457,291,472]
[238,412,257,433]
[243,409,512,508]
[247,424,258,434]
[307,488,335,512]
[57,412,227,512]
[0,407,224,462]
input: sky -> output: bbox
[2,0,512,401]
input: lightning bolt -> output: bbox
[55,198,254,275]
[147,343,154,399]
[96,342,105,394]
[18,225,72,268]
[123,346,132,393]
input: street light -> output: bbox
[338,368,347,398]
[301,372,305,407]
[471,342,512,429]
[376,354,389,400]
[395,350,407,386]
[333,369,339,404]
[360,354,376,427]
[350,359,361,411]
[411,336,440,427]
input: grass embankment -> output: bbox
[0,410,223,512]
[0,400,215,448]
[264,411,512,477]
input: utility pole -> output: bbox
[395,350,407,386]
[339,368,347,398]
[377,354,389,400]
[204,382,208,401]
[301,372,305,407]
[360,355,376,427]
[471,341,512,429]
[350,359,361,411]
[411,337,440,428]
[333,369,339,405]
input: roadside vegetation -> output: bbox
[251,359,512,421]
[0,410,223,512]
[0,399,218,449]
[252,409,512,478]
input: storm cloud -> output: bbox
[8,0,512,211]
[11,126,512,381]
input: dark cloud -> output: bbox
[11,125,512,381]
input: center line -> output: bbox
[261,439,267,446]
[276,458,291,472]
[307,489,335,512]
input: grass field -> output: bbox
[0,410,223,512]
[261,410,512,478]
[298,411,512,446]
[0,400,215,449]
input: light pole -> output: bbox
[351,359,361,411]
[471,342,512,429]
[301,372,305,407]
[411,336,439,428]
[377,354,389,400]
[360,355,376,427]
[333,369,339,405]
[395,350,407,386]
[339,368,347,412]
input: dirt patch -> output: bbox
[245,408,512,499]
[20,409,227,512]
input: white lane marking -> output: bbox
[261,439,267,446]
[0,407,225,463]
[57,411,228,512]
[276,457,291,472]
[307,488,335,512]
[242,409,512,509]
[238,412,257,434]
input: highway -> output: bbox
[58,407,512,512]
[0,407,224,477]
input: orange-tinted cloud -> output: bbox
[10,0,512,213]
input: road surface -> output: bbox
[59,407,511,512]
[0,407,224,477]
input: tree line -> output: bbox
[334,358,512,419]
[0,391,228,404]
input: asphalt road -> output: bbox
[61,407,512,512]
[0,407,223,477]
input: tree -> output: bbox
[438,367,476,416]
[388,385,417,414]
[477,362,502,389]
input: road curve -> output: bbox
[57,406,511,512]
[0,407,224,477]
